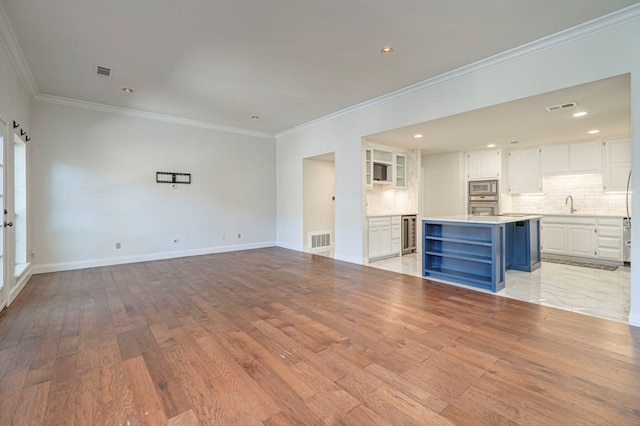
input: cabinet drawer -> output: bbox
[391,216,401,225]
[391,225,401,239]
[369,217,391,227]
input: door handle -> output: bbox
[4,222,13,227]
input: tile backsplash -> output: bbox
[510,173,630,216]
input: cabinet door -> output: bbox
[508,148,541,194]
[569,140,601,173]
[541,224,566,254]
[394,154,406,189]
[368,226,381,259]
[365,148,373,189]
[603,138,631,192]
[467,150,501,180]
[541,144,569,175]
[380,226,392,256]
[566,226,596,258]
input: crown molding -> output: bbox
[276,3,640,138]
[0,1,38,97]
[33,94,275,139]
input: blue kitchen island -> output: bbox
[422,215,541,292]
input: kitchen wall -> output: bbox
[422,152,466,216]
[510,173,629,216]
[31,101,277,272]
[366,149,420,216]
[275,12,640,325]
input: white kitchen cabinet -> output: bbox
[541,144,569,175]
[365,148,373,189]
[569,140,601,173]
[602,137,631,192]
[394,154,406,189]
[595,217,623,261]
[507,148,542,194]
[466,149,501,180]
[566,225,596,258]
[541,140,601,175]
[541,215,622,262]
[368,216,401,260]
[541,223,566,255]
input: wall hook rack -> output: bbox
[12,120,19,129]
[20,129,26,136]
[156,171,191,184]
[25,136,30,142]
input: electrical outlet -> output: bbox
[115,242,121,249]
[237,233,241,239]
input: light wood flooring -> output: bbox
[1,247,639,425]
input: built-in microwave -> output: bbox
[469,180,498,196]
[373,163,391,182]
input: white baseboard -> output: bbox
[31,242,276,274]
[629,311,640,328]
[275,241,303,252]
[333,253,364,265]
[9,264,33,304]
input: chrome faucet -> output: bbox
[565,195,577,214]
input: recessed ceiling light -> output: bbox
[573,111,588,117]
[122,87,133,93]
[380,46,393,55]
[487,144,496,148]
[588,129,600,134]
[413,134,423,139]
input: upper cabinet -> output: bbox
[507,148,542,194]
[466,149,501,180]
[365,148,373,189]
[541,140,601,175]
[394,153,406,189]
[364,144,408,190]
[602,137,631,192]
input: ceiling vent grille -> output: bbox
[95,66,112,78]
[545,102,577,112]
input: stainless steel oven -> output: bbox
[468,179,499,215]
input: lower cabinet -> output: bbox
[368,216,401,260]
[541,216,622,262]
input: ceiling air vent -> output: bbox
[545,101,577,112]
[95,66,112,78]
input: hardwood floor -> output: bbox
[1,247,639,425]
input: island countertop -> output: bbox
[422,214,542,225]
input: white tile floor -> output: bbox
[367,252,631,323]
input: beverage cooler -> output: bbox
[401,215,417,254]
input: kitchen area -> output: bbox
[363,74,632,323]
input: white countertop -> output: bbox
[368,213,418,218]
[422,214,542,224]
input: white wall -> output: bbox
[422,152,465,216]
[276,15,640,325]
[303,157,335,250]
[31,101,276,272]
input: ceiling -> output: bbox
[367,74,631,154]
[2,0,639,135]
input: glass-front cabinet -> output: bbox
[394,153,406,189]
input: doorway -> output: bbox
[303,153,335,257]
